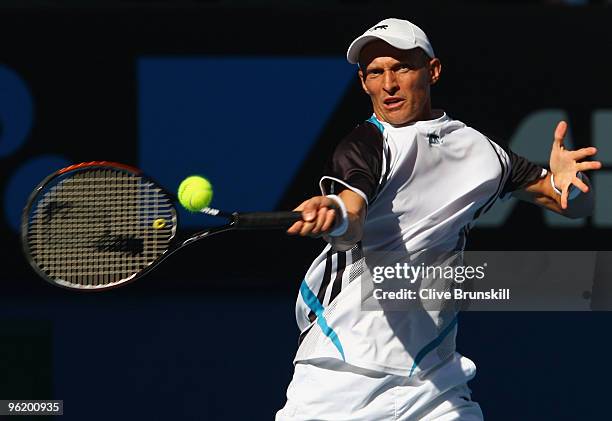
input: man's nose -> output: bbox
[382,71,399,94]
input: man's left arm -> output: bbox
[512,121,602,218]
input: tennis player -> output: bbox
[279,18,601,420]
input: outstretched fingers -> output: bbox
[561,185,569,210]
[576,160,602,172]
[553,121,568,149]
[572,174,590,193]
[570,146,598,161]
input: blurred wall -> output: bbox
[1,4,611,420]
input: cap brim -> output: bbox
[346,34,421,64]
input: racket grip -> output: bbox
[233,211,302,229]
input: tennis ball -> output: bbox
[178,175,213,212]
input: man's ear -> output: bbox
[358,70,370,94]
[429,58,442,85]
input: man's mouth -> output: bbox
[383,97,404,109]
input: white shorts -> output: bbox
[276,355,483,421]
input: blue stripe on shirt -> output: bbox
[409,315,458,377]
[299,279,346,361]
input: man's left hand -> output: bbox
[549,121,602,209]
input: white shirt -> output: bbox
[294,111,542,378]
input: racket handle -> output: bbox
[233,211,302,229]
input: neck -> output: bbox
[375,103,436,128]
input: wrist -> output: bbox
[550,172,584,200]
[325,194,349,237]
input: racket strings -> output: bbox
[26,169,175,289]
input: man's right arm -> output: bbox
[286,189,367,251]
[286,121,384,249]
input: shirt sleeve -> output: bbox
[499,146,546,198]
[319,122,385,204]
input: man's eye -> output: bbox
[367,70,382,78]
[397,64,412,72]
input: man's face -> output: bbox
[358,40,441,126]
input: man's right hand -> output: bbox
[287,196,339,237]
[287,190,367,250]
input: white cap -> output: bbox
[346,18,435,65]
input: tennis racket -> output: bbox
[21,161,302,291]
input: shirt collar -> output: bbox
[370,110,448,129]
[370,110,462,140]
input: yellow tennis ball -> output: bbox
[178,175,213,212]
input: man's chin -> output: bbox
[377,109,413,126]
[374,107,418,126]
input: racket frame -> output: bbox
[21,161,300,291]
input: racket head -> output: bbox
[21,161,178,291]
